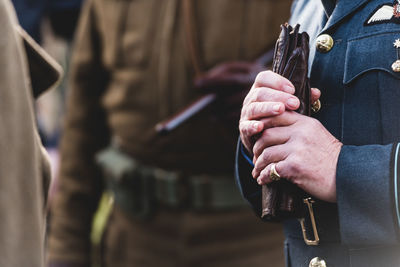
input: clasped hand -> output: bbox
[239,71,342,203]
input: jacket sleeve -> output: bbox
[336,144,400,247]
[47,0,110,264]
[235,139,263,217]
[236,138,400,246]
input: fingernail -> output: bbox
[313,88,321,94]
[273,104,282,113]
[287,98,299,109]
[253,122,261,131]
[257,178,262,185]
[284,84,295,94]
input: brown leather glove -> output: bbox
[194,61,266,125]
[261,24,311,221]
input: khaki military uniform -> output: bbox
[0,0,61,266]
[48,0,291,266]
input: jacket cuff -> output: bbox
[336,144,399,247]
[391,143,400,236]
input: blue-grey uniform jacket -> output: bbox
[236,0,400,266]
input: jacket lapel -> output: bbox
[322,0,370,32]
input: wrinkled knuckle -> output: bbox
[307,117,319,127]
[265,88,281,101]
[297,126,310,139]
[253,164,261,174]
[242,104,252,119]
[262,103,273,115]
[243,93,250,103]
[243,90,253,104]
[292,143,305,154]
[254,87,265,101]
[255,72,264,83]
[240,107,247,119]
[240,105,247,117]
[290,176,302,186]
[248,103,258,117]
[249,103,260,117]
[256,70,270,82]
[279,164,292,182]
[238,122,246,135]
[263,70,274,79]
[260,169,268,180]
[253,143,260,157]
[288,157,301,174]
[275,78,287,91]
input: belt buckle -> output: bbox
[154,169,186,209]
[298,197,320,246]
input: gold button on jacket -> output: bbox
[309,257,327,267]
[316,34,334,53]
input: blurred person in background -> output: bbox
[47,0,292,266]
[0,0,61,265]
[47,0,84,41]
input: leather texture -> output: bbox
[261,24,311,221]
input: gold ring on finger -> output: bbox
[311,99,321,113]
[269,163,281,182]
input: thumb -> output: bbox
[311,88,321,103]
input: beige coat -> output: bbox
[0,0,61,266]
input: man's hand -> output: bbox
[252,111,342,203]
[239,70,320,153]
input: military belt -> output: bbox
[96,146,247,220]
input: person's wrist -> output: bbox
[326,140,343,203]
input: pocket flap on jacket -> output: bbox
[344,31,400,84]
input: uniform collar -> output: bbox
[322,0,369,32]
[321,0,336,17]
